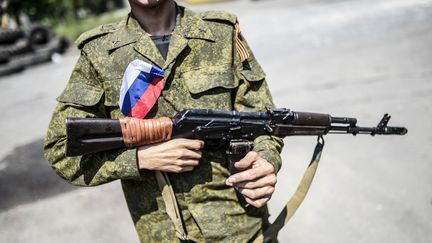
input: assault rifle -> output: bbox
[66,108,407,157]
[65,108,407,233]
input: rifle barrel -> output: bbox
[329,125,407,135]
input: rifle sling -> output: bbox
[255,136,324,242]
[155,171,191,241]
[156,137,325,242]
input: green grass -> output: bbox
[52,9,127,43]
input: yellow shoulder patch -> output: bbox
[75,23,118,49]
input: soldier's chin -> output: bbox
[129,0,168,8]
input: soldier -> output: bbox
[44,0,283,242]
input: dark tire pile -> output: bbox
[0,25,69,77]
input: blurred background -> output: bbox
[0,0,431,242]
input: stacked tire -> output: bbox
[0,25,69,77]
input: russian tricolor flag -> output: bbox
[119,59,165,118]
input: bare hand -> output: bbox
[225,151,277,208]
[137,138,204,173]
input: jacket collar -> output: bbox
[175,7,215,42]
[107,16,139,51]
[106,5,215,69]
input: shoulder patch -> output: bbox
[75,23,118,49]
[199,11,238,25]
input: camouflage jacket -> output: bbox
[45,5,283,243]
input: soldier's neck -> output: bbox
[130,1,177,36]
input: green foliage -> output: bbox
[2,0,126,42]
[4,0,124,24]
[53,10,125,42]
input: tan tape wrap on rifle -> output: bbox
[119,117,173,148]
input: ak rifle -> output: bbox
[65,108,407,157]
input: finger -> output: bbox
[180,166,195,172]
[237,186,275,200]
[234,174,277,189]
[234,151,259,170]
[167,165,195,173]
[244,196,271,208]
[176,159,199,167]
[179,149,202,159]
[178,139,205,150]
[227,162,274,184]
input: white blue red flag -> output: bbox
[119,60,165,118]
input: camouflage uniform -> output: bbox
[45,4,283,242]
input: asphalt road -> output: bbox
[1,0,431,242]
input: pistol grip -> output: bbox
[227,139,254,207]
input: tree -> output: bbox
[2,0,125,26]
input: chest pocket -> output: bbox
[165,65,238,111]
[57,82,104,107]
[182,65,238,94]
